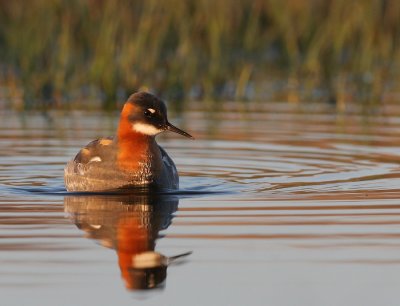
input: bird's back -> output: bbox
[64,137,179,192]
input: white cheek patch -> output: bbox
[89,156,102,162]
[132,123,162,135]
[132,251,163,268]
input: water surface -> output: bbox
[1,103,400,305]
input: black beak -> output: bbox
[165,122,194,139]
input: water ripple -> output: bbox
[2,106,400,302]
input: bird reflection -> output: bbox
[64,193,190,291]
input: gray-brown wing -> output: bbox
[64,137,121,191]
[72,137,115,164]
[158,145,179,188]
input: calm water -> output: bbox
[1,103,400,306]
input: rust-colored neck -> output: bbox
[116,103,157,171]
[117,217,154,289]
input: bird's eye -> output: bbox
[144,108,156,118]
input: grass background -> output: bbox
[0,0,399,109]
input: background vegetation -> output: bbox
[0,0,399,109]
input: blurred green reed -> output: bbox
[0,0,399,109]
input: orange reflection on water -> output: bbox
[64,194,190,291]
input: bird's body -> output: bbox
[64,92,193,192]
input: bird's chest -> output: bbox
[116,141,163,183]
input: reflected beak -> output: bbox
[165,122,194,139]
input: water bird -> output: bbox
[64,92,193,192]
